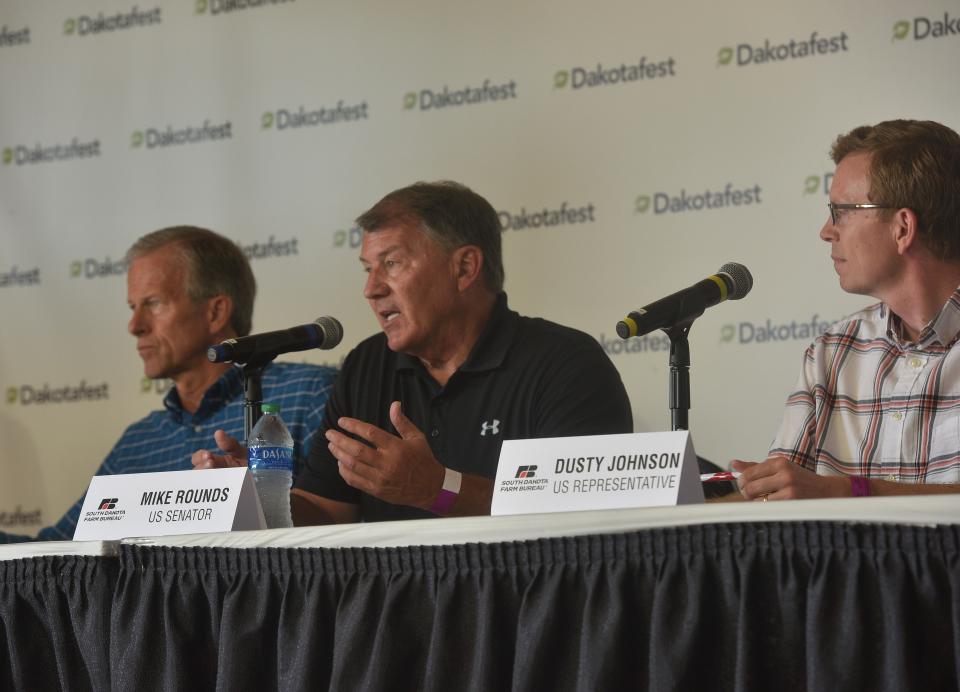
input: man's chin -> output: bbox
[384,334,407,353]
[140,363,168,381]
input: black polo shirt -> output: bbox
[295,293,632,521]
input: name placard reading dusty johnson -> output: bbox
[491,431,703,516]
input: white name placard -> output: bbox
[491,431,703,516]
[73,468,265,541]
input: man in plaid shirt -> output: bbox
[735,120,960,501]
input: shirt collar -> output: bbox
[395,292,519,374]
[885,286,960,348]
[162,364,244,423]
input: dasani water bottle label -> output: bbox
[248,445,293,470]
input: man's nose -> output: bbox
[819,218,837,243]
[128,306,148,335]
[363,268,387,299]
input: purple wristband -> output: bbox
[428,468,462,516]
[429,489,458,516]
[850,476,870,497]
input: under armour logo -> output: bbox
[480,419,501,436]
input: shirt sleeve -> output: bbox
[293,356,360,504]
[532,336,633,438]
[270,364,338,480]
[768,344,819,470]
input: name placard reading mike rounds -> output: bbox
[491,431,703,516]
[73,468,265,541]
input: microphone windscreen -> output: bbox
[313,316,344,349]
[718,262,753,300]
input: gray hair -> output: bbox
[126,226,256,336]
[356,181,505,293]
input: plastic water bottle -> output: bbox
[247,403,294,529]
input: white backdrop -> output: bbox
[1,0,958,533]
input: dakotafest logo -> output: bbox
[3,138,101,166]
[597,332,671,357]
[404,78,518,111]
[196,0,295,15]
[141,377,173,395]
[131,119,232,150]
[719,315,837,345]
[499,201,596,232]
[553,55,676,91]
[1,265,41,288]
[803,173,833,196]
[716,30,849,67]
[238,235,299,260]
[332,226,361,249]
[6,381,109,406]
[261,101,369,131]
[63,6,162,37]
[0,506,43,527]
[634,182,762,216]
[892,13,958,42]
[70,256,126,279]
[0,25,30,47]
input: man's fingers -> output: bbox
[336,416,397,449]
[192,449,212,469]
[336,459,376,492]
[389,401,423,440]
[191,449,244,469]
[327,431,378,470]
[213,429,246,457]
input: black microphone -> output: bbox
[207,316,344,364]
[616,262,753,338]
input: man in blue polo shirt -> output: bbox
[0,226,336,542]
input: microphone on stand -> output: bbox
[207,316,343,365]
[616,262,753,338]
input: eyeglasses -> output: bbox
[828,202,894,226]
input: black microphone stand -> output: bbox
[238,354,278,443]
[665,322,693,432]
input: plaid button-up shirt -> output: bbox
[770,289,960,483]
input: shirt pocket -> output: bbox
[926,411,960,482]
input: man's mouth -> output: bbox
[382,311,400,323]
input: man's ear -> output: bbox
[892,207,920,256]
[206,294,234,335]
[452,245,484,292]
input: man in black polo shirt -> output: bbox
[289,181,632,523]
